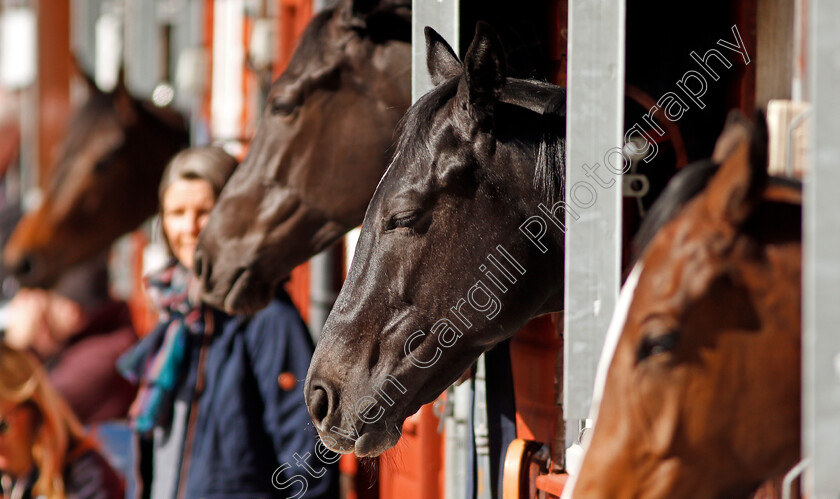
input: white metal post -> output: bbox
[563,0,624,429]
[412,0,458,98]
[804,0,840,495]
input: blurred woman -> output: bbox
[0,344,123,499]
[119,147,336,499]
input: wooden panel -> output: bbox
[756,0,793,107]
[509,316,560,449]
[37,0,72,190]
[731,0,757,115]
[379,406,444,499]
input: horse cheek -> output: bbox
[638,367,682,457]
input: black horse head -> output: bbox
[306,23,567,457]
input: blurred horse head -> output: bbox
[195,0,412,313]
[4,75,188,288]
[568,114,801,498]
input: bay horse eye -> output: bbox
[270,99,298,117]
[94,151,118,174]
[636,329,682,363]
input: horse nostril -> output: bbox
[193,250,203,277]
[13,256,34,278]
[194,250,211,283]
[307,382,335,429]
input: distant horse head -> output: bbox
[305,24,567,457]
[4,75,188,288]
[195,0,412,313]
[568,114,801,498]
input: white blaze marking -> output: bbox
[562,263,643,499]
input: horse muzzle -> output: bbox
[306,374,406,457]
[194,246,275,314]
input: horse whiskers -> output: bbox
[379,435,408,475]
[357,457,379,489]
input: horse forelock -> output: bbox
[281,3,409,84]
[389,75,566,205]
[276,10,337,82]
[632,160,803,265]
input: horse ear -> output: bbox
[70,54,101,95]
[711,110,751,163]
[425,27,461,86]
[463,22,507,112]
[705,112,768,225]
[112,70,138,126]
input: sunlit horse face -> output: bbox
[305,25,567,457]
[194,0,412,314]
[570,117,802,498]
[4,77,188,288]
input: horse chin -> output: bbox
[220,268,275,315]
[316,424,403,458]
[200,264,274,315]
[353,431,401,458]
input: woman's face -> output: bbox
[0,401,36,478]
[162,179,216,270]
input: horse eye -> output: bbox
[636,329,682,363]
[270,99,298,117]
[94,151,118,173]
[385,211,420,231]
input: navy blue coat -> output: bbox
[135,291,338,499]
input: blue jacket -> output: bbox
[134,291,338,499]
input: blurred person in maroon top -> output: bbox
[5,255,137,425]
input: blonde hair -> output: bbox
[0,344,90,499]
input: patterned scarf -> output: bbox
[118,260,208,435]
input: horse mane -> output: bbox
[282,3,410,79]
[283,10,336,73]
[500,78,566,205]
[631,160,803,264]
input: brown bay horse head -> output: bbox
[567,115,801,498]
[194,0,412,313]
[4,76,188,288]
[305,24,568,457]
